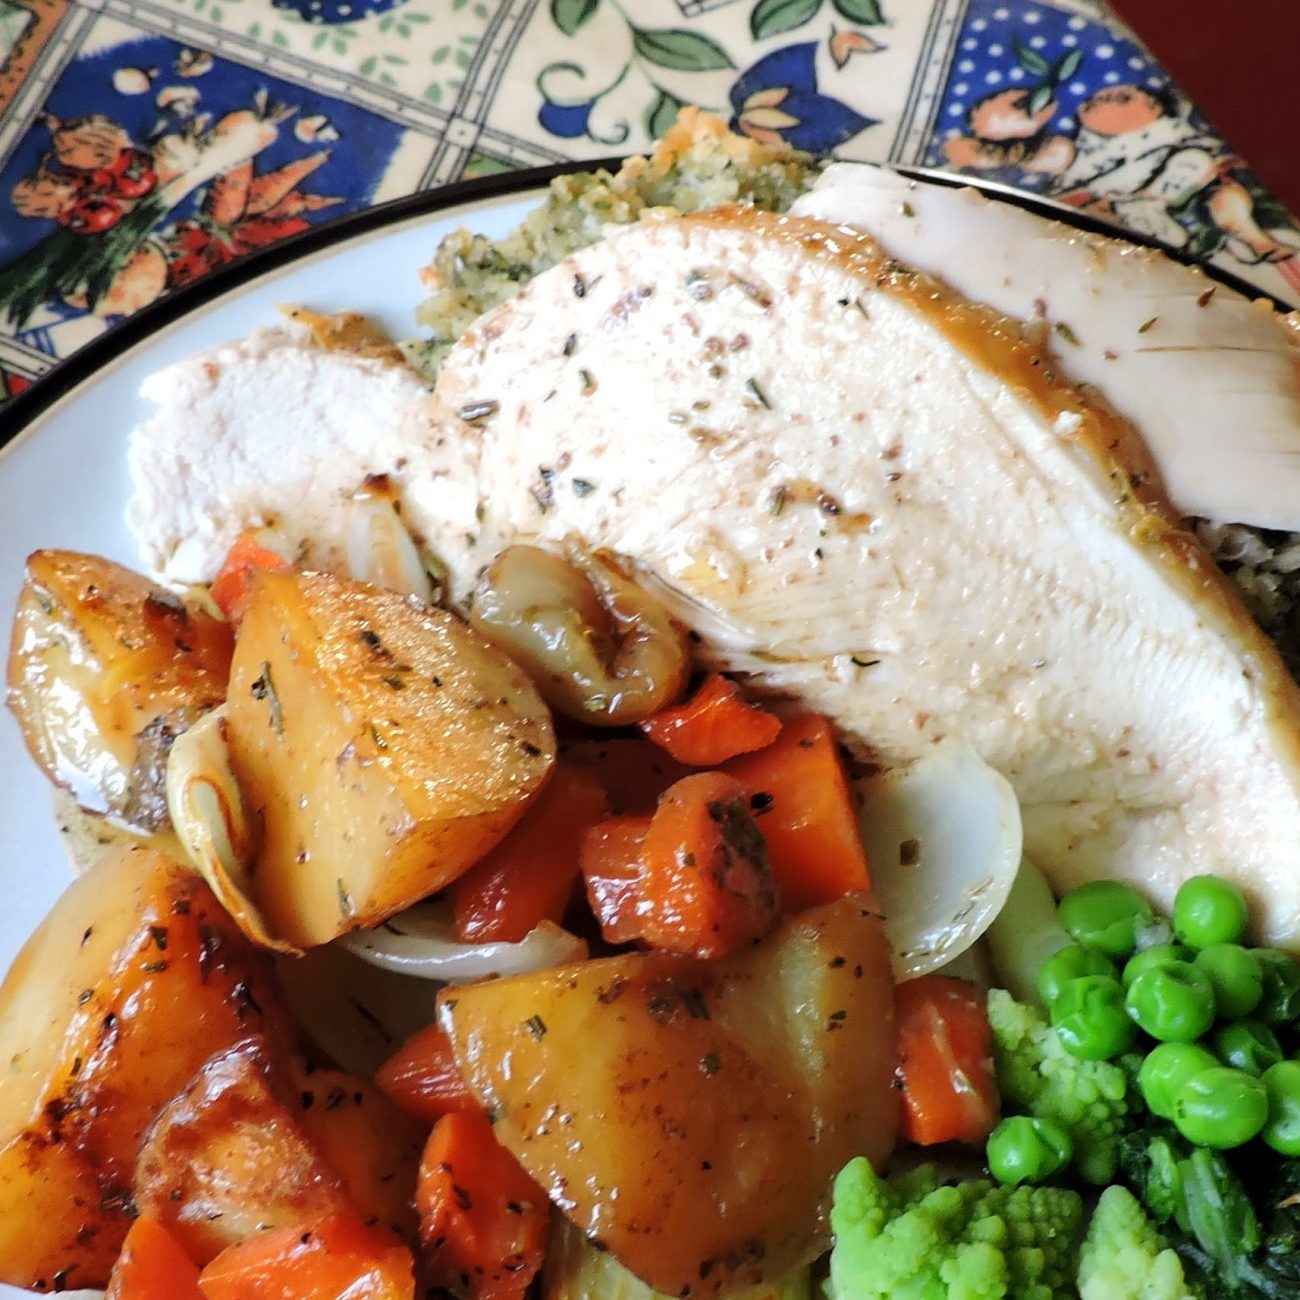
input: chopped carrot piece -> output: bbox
[449,764,609,943]
[107,1216,203,1300]
[724,714,871,911]
[895,974,999,1147]
[417,1110,548,1300]
[581,775,781,958]
[580,814,652,945]
[375,1022,478,1125]
[561,736,690,815]
[209,532,290,624]
[641,673,782,766]
[639,772,779,959]
[197,1212,415,1300]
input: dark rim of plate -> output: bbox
[1,155,1292,451]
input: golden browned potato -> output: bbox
[292,1062,425,1240]
[0,845,289,1291]
[440,893,898,1297]
[226,569,555,948]
[133,1037,351,1264]
[7,550,232,830]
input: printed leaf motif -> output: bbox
[632,27,734,72]
[830,0,884,24]
[750,0,821,41]
[647,86,687,138]
[1026,82,1054,115]
[1192,225,1226,258]
[552,0,599,37]
[1013,36,1050,77]
[1056,47,1083,82]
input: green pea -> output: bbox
[1255,949,1300,1024]
[1124,963,1216,1043]
[1058,881,1154,959]
[1172,876,1249,949]
[1262,1060,1300,1157]
[986,1115,1073,1186]
[1193,944,1263,1019]
[1138,1042,1219,1120]
[1173,1066,1268,1149]
[1122,943,1192,988]
[1039,945,1118,1009]
[1211,1020,1283,1076]
[1052,975,1137,1060]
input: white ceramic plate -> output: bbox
[0,168,569,1299]
[0,160,1281,1296]
[2,159,1279,986]
[0,175,567,981]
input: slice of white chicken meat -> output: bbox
[127,326,480,585]
[792,162,1300,531]
[128,208,1300,947]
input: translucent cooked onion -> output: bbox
[857,739,1022,979]
[165,705,299,955]
[339,903,587,982]
[344,486,434,601]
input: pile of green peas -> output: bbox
[985,874,1300,1187]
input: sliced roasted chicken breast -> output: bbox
[127,329,478,585]
[793,163,1300,530]
[128,208,1300,947]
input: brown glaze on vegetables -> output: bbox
[439,891,898,1297]
[225,568,555,948]
[0,846,288,1291]
[6,550,232,830]
[470,544,690,726]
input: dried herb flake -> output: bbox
[458,399,499,423]
[250,663,283,735]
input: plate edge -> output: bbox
[0,158,622,450]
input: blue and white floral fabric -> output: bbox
[0,0,1295,399]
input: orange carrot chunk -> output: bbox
[209,532,290,625]
[449,763,609,943]
[580,814,653,945]
[895,974,1000,1147]
[638,771,780,959]
[107,1216,203,1300]
[417,1110,549,1300]
[197,1212,415,1300]
[375,1022,479,1126]
[640,673,782,766]
[723,713,871,912]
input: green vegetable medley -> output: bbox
[828,870,1300,1299]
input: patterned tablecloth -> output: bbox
[0,0,1297,402]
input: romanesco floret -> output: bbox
[988,989,1134,1184]
[828,1157,1083,1300]
[1077,1185,1200,1300]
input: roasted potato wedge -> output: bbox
[440,893,898,1297]
[0,845,288,1291]
[133,1037,351,1264]
[226,569,555,948]
[7,550,232,829]
[293,1063,425,1240]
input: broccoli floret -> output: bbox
[988,989,1134,1183]
[1077,1185,1200,1300]
[828,1156,1083,1300]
